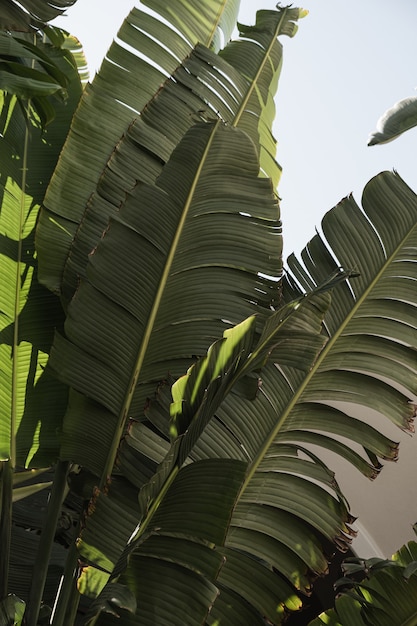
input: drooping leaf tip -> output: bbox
[367,131,387,146]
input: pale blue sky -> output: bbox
[55,0,417,258]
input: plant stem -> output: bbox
[50,540,79,626]
[64,584,81,625]
[0,460,13,599]
[24,461,70,626]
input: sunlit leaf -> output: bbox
[368,95,417,145]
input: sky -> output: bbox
[55,0,417,258]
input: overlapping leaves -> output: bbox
[13,1,417,623]
[0,0,78,31]
[78,279,337,623]
[49,119,281,478]
[36,4,305,299]
[93,171,417,623]
[36,0,243,295]
[310,538,417,625]
[0,31,86,469]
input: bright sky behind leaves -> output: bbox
[55,0,417,258]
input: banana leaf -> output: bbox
[310,540,417,625]
[0,32,85,470]
[42,115,284,608]
[84,459,248,625]
[368,95,417,146]
[0,0,78,31]
[0,29,85,606]
[49,118,281,478]
[36,0,243,296]
[220,6,308,187]
[71,170,417,622]
[36,5,305,300]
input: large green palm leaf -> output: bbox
[44,115,302,610]
[36,0,243,296]
[169,172,417,623]
[77,283,335,622]
[49,119,281,479]
[0,33,85,470]
[284,171,417,441]
[191,172,417,617]
[86,171,417,623]
[45,43,251,303]
[46,1,303,305]
[220,6,308,187]
[83,459,249,625]
[0,31,85,605]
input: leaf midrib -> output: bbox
[207,0,234,49]
[232,7,288,128]
[98,119,221,489]
[240,213,417,494]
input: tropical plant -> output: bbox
[309,531,417,626]
[1,1,417,625]
[0,1,78,32]
[0,2,86,623]
[368,93,417,146]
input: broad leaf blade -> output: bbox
[285,172,417,437]
[37,5,305,301]
[37,0,242,295]
[368,95,417,146]
[54,120,284,602]
[195,172,417,620]
[0,33,83,467]
[312,543,417,625]
[49,120,281,476]
[48,43,250,302]
[80,459,246,622]
[221,6,307,187]
[0,0,78,31]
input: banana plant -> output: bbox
[54,152,417,623]
[309,534,417,625]
[36,3,305,302]
[32,7,307,616]
[62,167,417,624]
[2,1,417,625]
[3,2,306,620]
[45,125,417,624]
[0,11,86,620]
